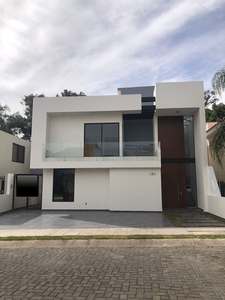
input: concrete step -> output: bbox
[182,224,223,227]
[176,218,220,222]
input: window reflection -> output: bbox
[84,123,119,157]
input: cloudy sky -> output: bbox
[0,0,225,114]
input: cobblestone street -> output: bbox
[0,241,225,299]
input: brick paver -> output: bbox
[0,242,225,299]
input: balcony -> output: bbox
[43,142,160,162]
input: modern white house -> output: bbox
[0,130,31,212]
[30,81,219,213]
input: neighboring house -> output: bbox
[206,122,225,188]
[0,130,31,193]
[0,130,31,213]
[30,81,210,211]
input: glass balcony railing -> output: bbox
[42,142,160,161]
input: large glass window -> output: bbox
[53,169,74,202]
[84,123,119,157]
[123,117,154,156]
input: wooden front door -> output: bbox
[161,163,187,208]
[158,116,187,208]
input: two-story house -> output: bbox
[30,82,209,211]
[0,130,31,212]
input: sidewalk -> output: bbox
[1,227,225,237]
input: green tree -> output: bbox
[204,90,220,122]
[212,65,225,97]
[206,103,225,122]
[209,65,225,168]
[204,90,219,107]
[0,104,11,133]
[209,122,225,168]
[59,89,86,97]
[20,94,45,141]
[6,112,27,137]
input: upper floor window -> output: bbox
[12,143,25,163]
[84,123,119,157]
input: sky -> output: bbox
[0,0,225,114]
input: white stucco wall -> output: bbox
[48,113,122,145]
[42,168,162,211]
[42,169,54,209]
[75,169,109,209]
[31,94,141,169]
[193,108,209,211]
[42,169,109,210]
[155,81,204,110]
[0,174,14,213]
[109,168,162,211]
[206,167,225,218]
[208,195,225,219]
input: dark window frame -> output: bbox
[12,143,25,164]
[84,122,119,157]
[52,169,75,202]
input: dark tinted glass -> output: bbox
[18,146,25,163]
[12,144,18,162]
[53,169,74,202]
[84,124,102,157]
[12,143,25,163]
[84,123,119,157]
[84,124,101,143]
[102,123,119,156]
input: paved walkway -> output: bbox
[0,240,225,299]
[1,210,225,236]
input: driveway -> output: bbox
[0,210,173,230]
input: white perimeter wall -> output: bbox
[193,108,210,211]
[208,195,225,219]
[42,168,162,211]
[0,174,14,213]
[207,166,225,219]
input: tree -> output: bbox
[206,103,225,122]
[204,90,219,107]
[60,89,86,97]
[6,113,27,137]
[209,65,225,168]
[204,90,220,122]
[212,65,225,97]
[20,94,45,141]
[0,104,11,133]
[1,90,86,141]
[209,122,225,168]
